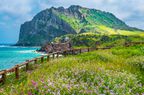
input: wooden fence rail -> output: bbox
[124,42,144,47]
[0,47,111,84]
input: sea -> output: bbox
[0,45,41,70]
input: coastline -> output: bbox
[0,46,42,70]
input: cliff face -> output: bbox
[16,8,76,46]
[16,5,142,46]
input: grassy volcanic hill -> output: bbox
[16,5,144,46]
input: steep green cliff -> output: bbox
[16,5,144,46]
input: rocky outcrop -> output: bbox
[16,8,76,46]
[38,42,72,53]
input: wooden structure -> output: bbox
[124,42,144,47]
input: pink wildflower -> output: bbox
[31,80,37,87]
[28,91,32,95]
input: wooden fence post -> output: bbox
[47,55,49,62]
[63,51,67,57]
[88,48,90,52]
[41,56,44,63]
[72,49,74,55]
[34,59,37,64]
[53,54,55,58]
[15,65,19,79]
[2,70,6,84]
[56,52,59,58]
[26,60,29,71]
[80,49,82,53]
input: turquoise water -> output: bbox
[0,45,41,70]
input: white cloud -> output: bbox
[42,0,142,19]
[0,0,32,15]
[1,0,144,25]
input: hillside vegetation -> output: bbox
[0,44,144,94]
[58,6,143,34]
[54,34,144,48]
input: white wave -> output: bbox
[0,45,10,47]
[34,51,47,55]
[0,45,20,48]
[18,50,35,53]
[0,46,27,48]
[18,50,43,55]
[0,45,40,49]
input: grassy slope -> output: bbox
[57,8,144,36]
[54,34,144,48]
[0,45,144,95]
[58,13,144,36]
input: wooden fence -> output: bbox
[0,47,111,84]
[124,42,144,47]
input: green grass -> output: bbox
[57,13,84,33]
[0,45,144,95]
[58,12,144,35]
[54,34,144,48]
[97,25,144,36]
[56,8,144,36]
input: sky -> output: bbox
[0,0,144,44]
